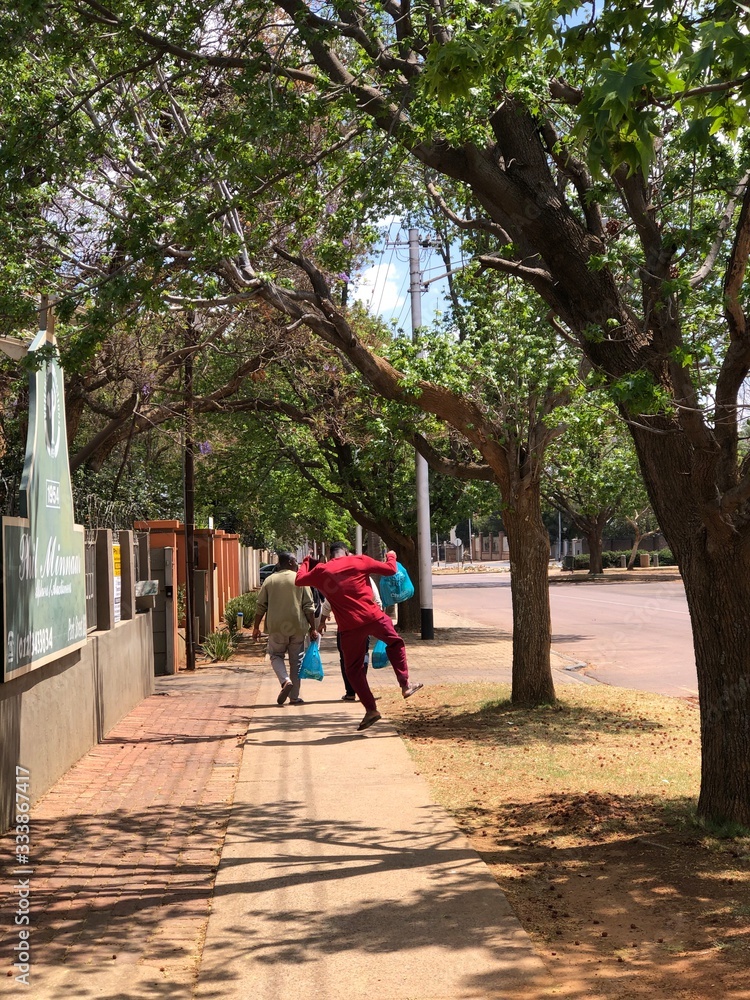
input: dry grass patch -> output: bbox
[380,682,750,1000]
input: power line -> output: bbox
[392,266,411,329]
[373,237,398,317]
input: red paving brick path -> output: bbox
[1,648,264,998]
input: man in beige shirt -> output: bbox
[252,552,319,705]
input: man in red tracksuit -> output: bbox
[295,542,423,731]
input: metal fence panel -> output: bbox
[85,531,97,632]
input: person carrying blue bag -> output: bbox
[296,542,423,732]
[252,552,319,706]
[299,639,324,681]
[378,562,415,606]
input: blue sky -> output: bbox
[350,217,455,329]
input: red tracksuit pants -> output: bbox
[338,612,409,712]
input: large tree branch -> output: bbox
[680,71,750,100]
[690,170,750,289]
[426,0,451,45]
[70,392,140,471]
[70,346,282,470]
[719,470,750,517]
[425,180,511,242]
[410,433,495,481]
[546,489,613,538]
[279,439,414,551]
[314,2,420,79]
[549,78,583,105]
[475,253,555,289]
[263,253,512,485]
[612,164,661,261]
[383,0,416,47]
[78,0,318,82]
[712,178,750,488]
[722,179,750,339]
[275,0,417,137]
[538,119,604,238]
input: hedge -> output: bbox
[224,592,259,632]
[568,548,676,570]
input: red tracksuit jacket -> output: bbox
[295,553,397,632]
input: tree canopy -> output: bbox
[545,399,650,574]
[2,0,750,822]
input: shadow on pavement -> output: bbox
[400,625,511,645]
[17,798,554,1000]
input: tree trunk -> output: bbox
[503,484,556,705]
[586,525,604,575]
[631,427,750,826]
[680,549,750,826]
[367,530,421,632]
[626,521,658,570]
[626,515,644,570]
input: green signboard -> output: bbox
[2,327,87,681]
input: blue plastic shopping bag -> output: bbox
[299,640,324,681]
[371,639,389,669]
[378,562,415,606]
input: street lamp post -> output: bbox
[408,228,434,640]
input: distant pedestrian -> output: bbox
[252,552,319,705]
[296,542,423,731]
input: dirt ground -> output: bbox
[380,682,750,1000]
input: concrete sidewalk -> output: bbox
[2,611,559,999]
[195,668,553,1000]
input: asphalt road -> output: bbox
[431,571,698,698]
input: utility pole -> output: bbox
[183,318,197,671]
[409,228,434,639]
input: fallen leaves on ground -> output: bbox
[381,682,750,1000]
